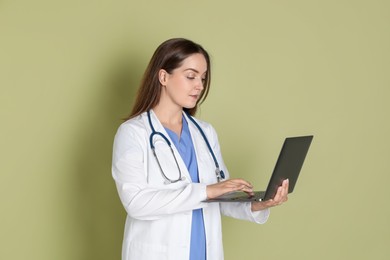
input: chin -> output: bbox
[183,103,197,110]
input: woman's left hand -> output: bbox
[251,179,289,211]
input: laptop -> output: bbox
[205,135,313,202]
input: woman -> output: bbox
[112,38,289,260]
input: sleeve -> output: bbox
[204,123,270,224]
[112,123,208,221]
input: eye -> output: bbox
[186,74,196,80]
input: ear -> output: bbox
[158,69,168,86]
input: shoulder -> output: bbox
[113,113,149,158]
[114,113,148,144]
[118,113,145,131]
[187,115,219,140]
[190,117,214,130]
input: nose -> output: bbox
[195,78,204,91]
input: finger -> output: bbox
[217,182,246,194]
[224,180,253,192]
[240,186,254,195]
[228,178,253,189]
[282,179,289,199]
[232,183,253,193]
[283,179,289,191]
[275,180,288,201]
[273,185,287,205]
[273,186,283,203]
[280,180,289,198]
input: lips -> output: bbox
[189,94,199,100]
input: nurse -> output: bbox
[112,38,289,260]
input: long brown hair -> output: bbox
[126,38,211,119]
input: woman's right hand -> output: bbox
[206,178,254,199]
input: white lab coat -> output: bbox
[112,111,270,260]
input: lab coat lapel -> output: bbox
[144,110,192,183]
[184,113,216,184]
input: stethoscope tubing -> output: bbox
[147,110,225,183]
[184,111,225,181]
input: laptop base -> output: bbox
[204,191,265,202]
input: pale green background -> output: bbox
[1,0,389,259]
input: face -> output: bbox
[159,53,207,110]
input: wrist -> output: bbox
[251,201,268,212]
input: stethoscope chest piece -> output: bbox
[216,168,225,182]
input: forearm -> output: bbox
[116,181,208,220]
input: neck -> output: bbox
[153,87,185,125]
[153,104,183,125]
[152,104,183,139]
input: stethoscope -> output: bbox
[147,110,225,184]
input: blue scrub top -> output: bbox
[164,115,207,260]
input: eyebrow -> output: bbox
[183,68,207,74]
